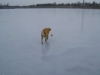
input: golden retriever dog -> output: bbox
[41,28,51,44]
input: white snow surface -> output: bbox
[0,8,100,75]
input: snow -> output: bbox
[0,8,100,75]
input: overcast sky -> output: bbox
[0,0,100,5]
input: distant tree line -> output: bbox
[0,1,100,9]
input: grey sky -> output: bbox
[1,0,100,5]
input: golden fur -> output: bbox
[41,28,51,44]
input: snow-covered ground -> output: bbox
[0,8,100,75]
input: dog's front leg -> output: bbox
[41,34,43,44]
[45,34,48,42]
[46,34,49,40]
[45,37,47,42]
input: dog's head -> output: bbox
[48,28,51,31]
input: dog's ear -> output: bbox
[49,28,51,31]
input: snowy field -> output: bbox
[0,8,100,75]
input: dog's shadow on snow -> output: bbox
[41,42,50,60]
